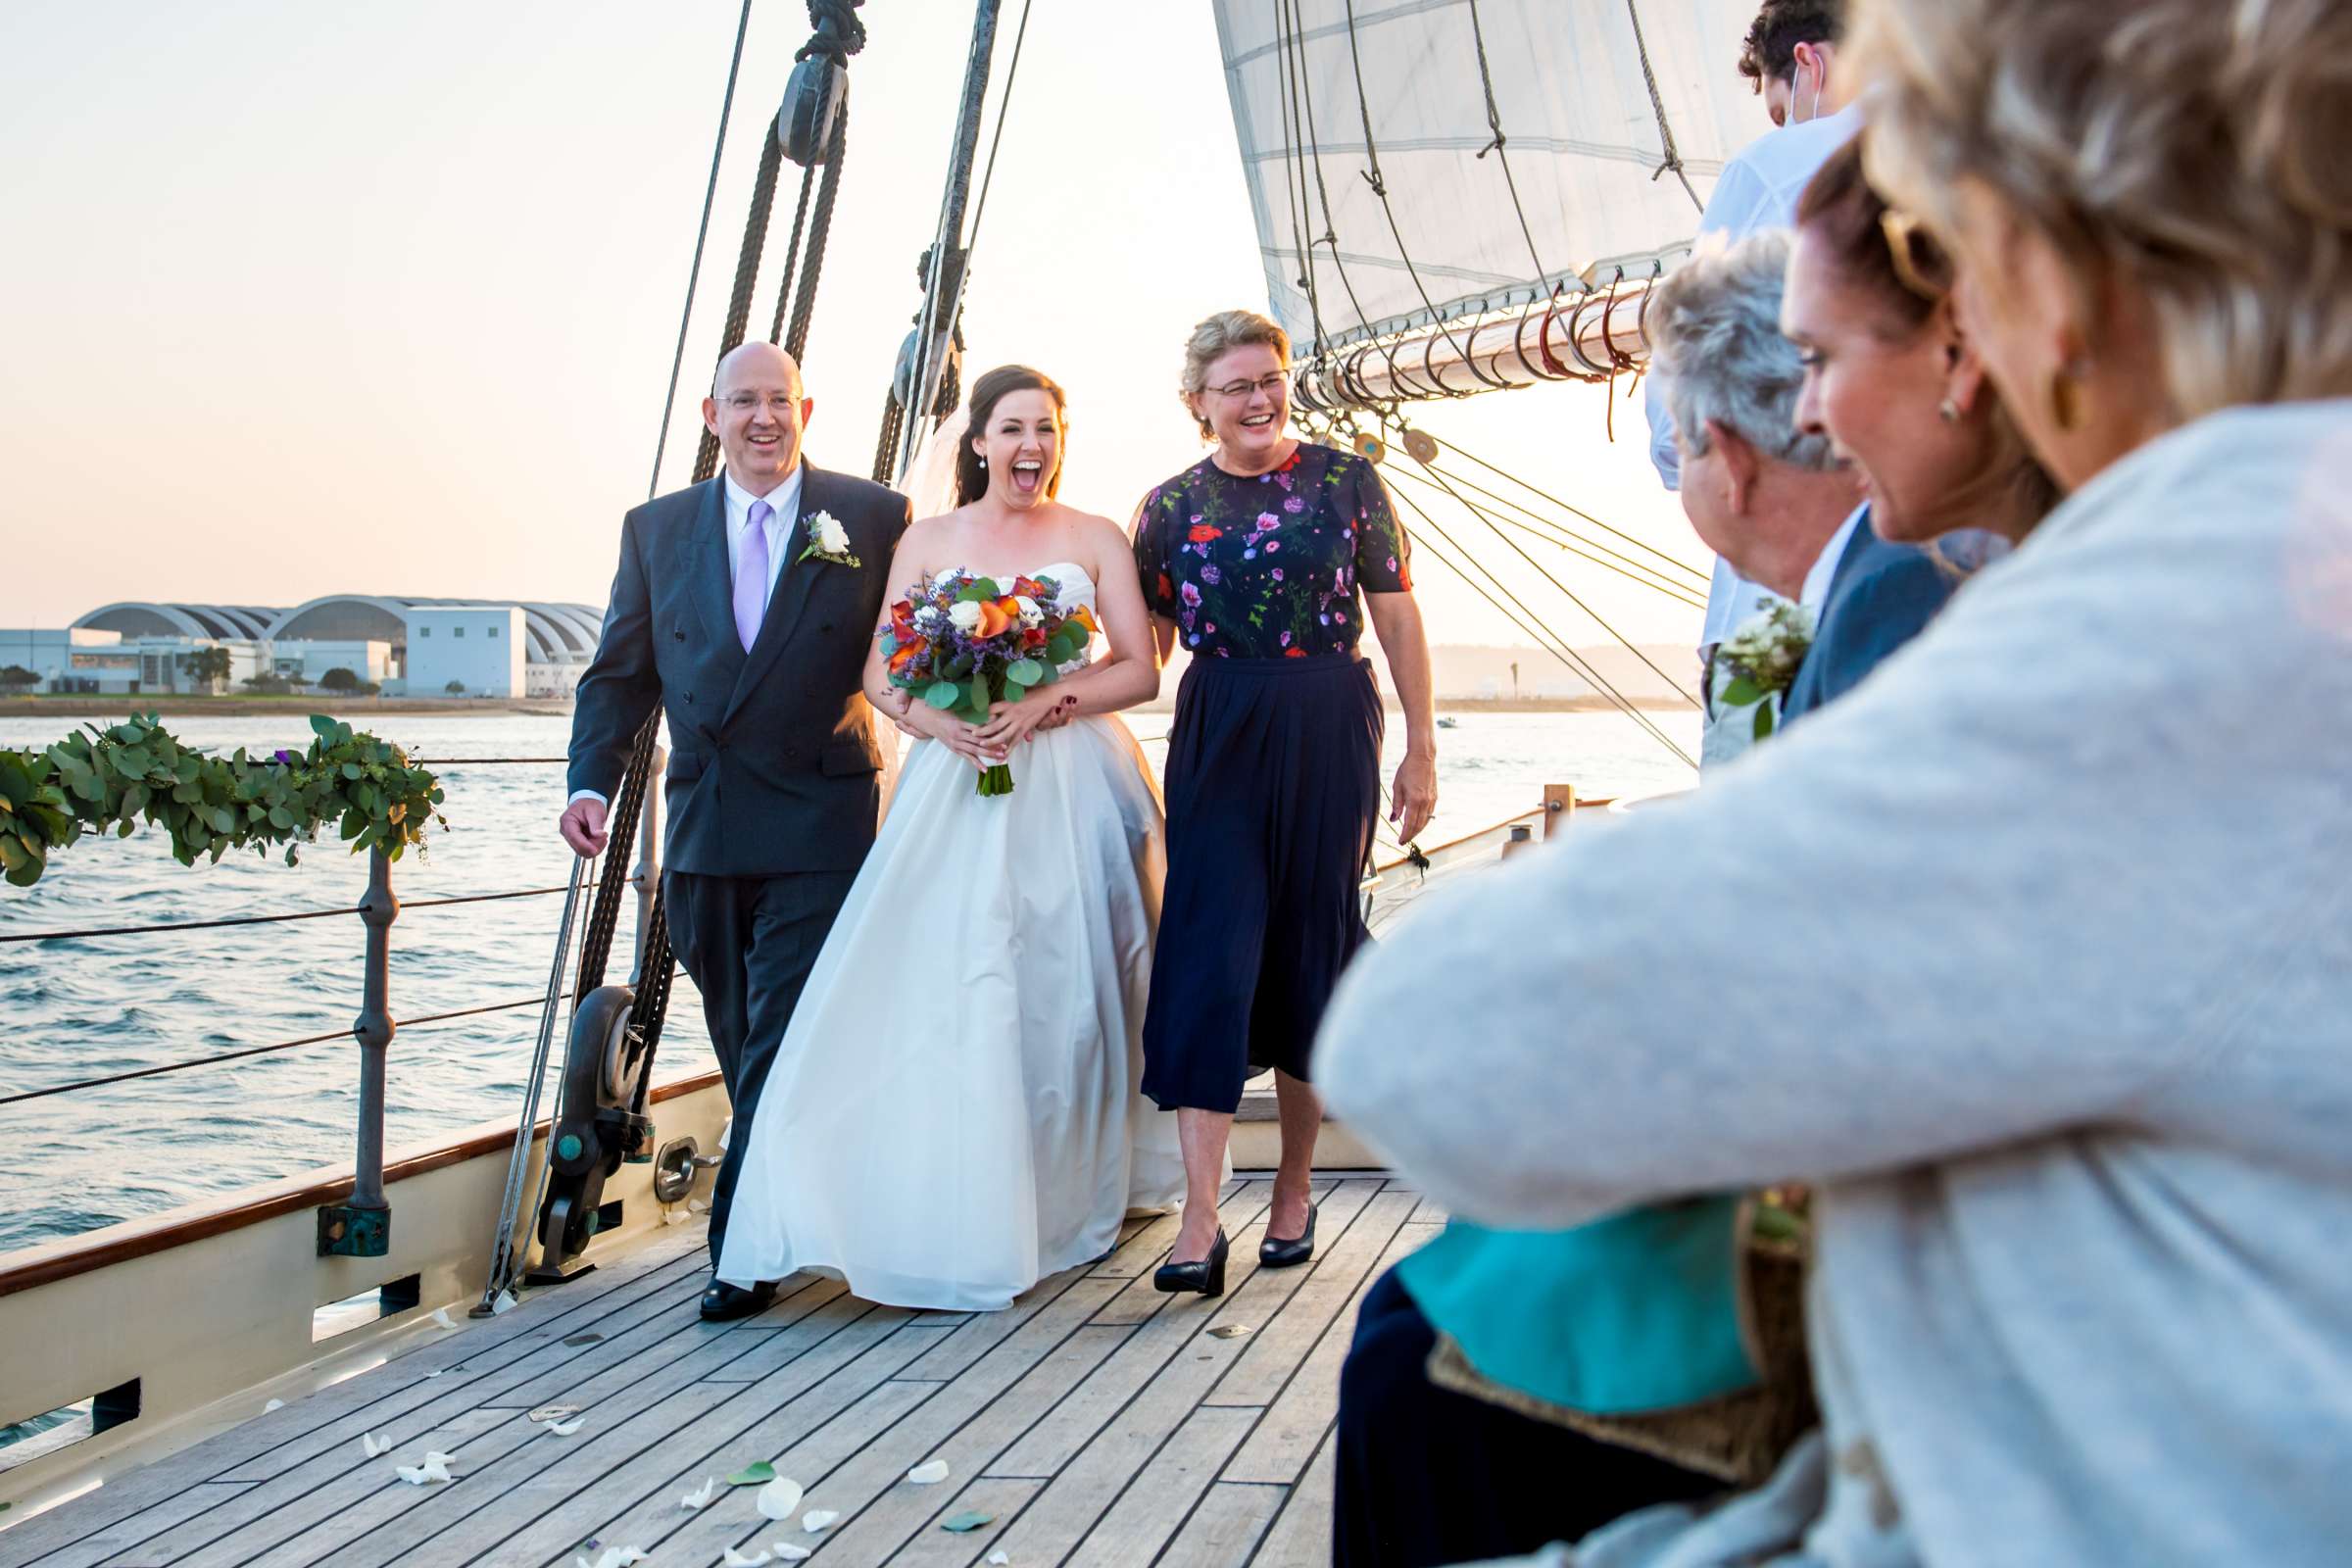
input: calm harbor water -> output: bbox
[0,709,1697,1257]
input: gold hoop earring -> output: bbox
[2050,355,2088,429]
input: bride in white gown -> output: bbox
[716,366,1185,1311]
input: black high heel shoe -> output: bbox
[1258,1202,1317,1269]
[1152,1229,1229,1298]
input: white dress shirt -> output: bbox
[724,466,803,612]
[567,466,806,814]
[1643,105,1865,648]
[1798,504,1867,615]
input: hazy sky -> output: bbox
[0,1,1738,652]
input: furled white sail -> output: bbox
[1211,0,1774,353]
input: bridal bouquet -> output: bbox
[878,569,1097,797]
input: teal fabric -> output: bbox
[1393,1196,1756,1415]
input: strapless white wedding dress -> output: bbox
[715,563,1186,1310]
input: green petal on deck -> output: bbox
[940,1510,995,1533]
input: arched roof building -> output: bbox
[74,597,605,666]
[75,603,282,641]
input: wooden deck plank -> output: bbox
[965,1192,1392,1564]
[854,1475,1043,1568]
[24,1481,256,1568]
[1155,1482,1289,1568]
[97,1253,736,1565]
[797,1323,1132,1568]
[991,1180,1383,1481]
[895,1255,1125,1383]
[650,1270,1134,1568]
[451,1300,948,1568]
[1219,1220,1435,1485]
[1062,1403,1260,1567]
[1247,1427,1337,1567]
[1203,1189,1416,1408]
[0,1238,711,1565]
[171,1287,878,1568]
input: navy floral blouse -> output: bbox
[1133,442,1413,661]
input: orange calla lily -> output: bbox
[1070,604,1100,634]
[977,599,1013,639]
[888,636,927,673]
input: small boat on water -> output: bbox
[2,2,1746,1557]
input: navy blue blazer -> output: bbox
[1780,513,1957,726]
[567,462,911,877]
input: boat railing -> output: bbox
[0,755,666,1255]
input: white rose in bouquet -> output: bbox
[1012,595,1042,627]
[947,600,984,632]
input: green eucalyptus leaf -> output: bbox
[924,680,961,710]
[1718,675,1764,710]
[1006,658,1045,686]
[1004,681,1027,704]
[1751,703,1776,742]
[310,713,338,739]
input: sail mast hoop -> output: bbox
[1213,0,1770,405]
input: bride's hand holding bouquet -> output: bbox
[877,568,1095,796]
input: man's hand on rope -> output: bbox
[559,796,610,858]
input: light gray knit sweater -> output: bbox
[1319,403,2352,1567]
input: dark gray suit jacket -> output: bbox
[1781,511,1958,726]
[567,462,911,877]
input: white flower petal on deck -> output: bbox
[491,1290,517,1315]
[988,1552,1012,1565]
[546,1417,586,1437]
[264,1399,284,1412]
[755,1475,807,1521]
[431,1307,458,1329]
[395,1454,453,1486]
[722,1548,773,1567]
[1207,1324,1252,1340]
[906,1459,951,1485]
[682,1475,723,1510]
[772,1544,813,1563]
[361,1433,391,1457]
[802,1509,840,1532]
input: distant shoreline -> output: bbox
[4,693,1692,723]
[0,696,574,722]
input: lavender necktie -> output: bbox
[734,499,774,653]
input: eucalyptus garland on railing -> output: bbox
[0,712,446,889]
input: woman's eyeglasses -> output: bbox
[1208,371,1290,400]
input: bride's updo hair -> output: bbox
[957,365,1068,507]
[1850,0,2352,417]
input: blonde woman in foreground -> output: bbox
[1317,1,2352,1563]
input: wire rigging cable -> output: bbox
[646,0,756,503]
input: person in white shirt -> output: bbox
[1643,0,1858,722]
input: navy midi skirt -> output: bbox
[1141,654,1384,1113]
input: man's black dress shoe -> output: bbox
[1258,1202,1317,1269]
[1152,1229,1229,1298]
[699,1278,776,1322]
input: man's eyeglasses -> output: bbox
[720,392,802,414]
[1207,371,1290,401]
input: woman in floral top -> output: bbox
[1133,309,1439,1298]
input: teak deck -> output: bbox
[2,1174,1446,1568]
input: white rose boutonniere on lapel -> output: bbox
[796,510,861,568]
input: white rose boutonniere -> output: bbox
[796,510,861,568]
[1711,598,1815,744]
